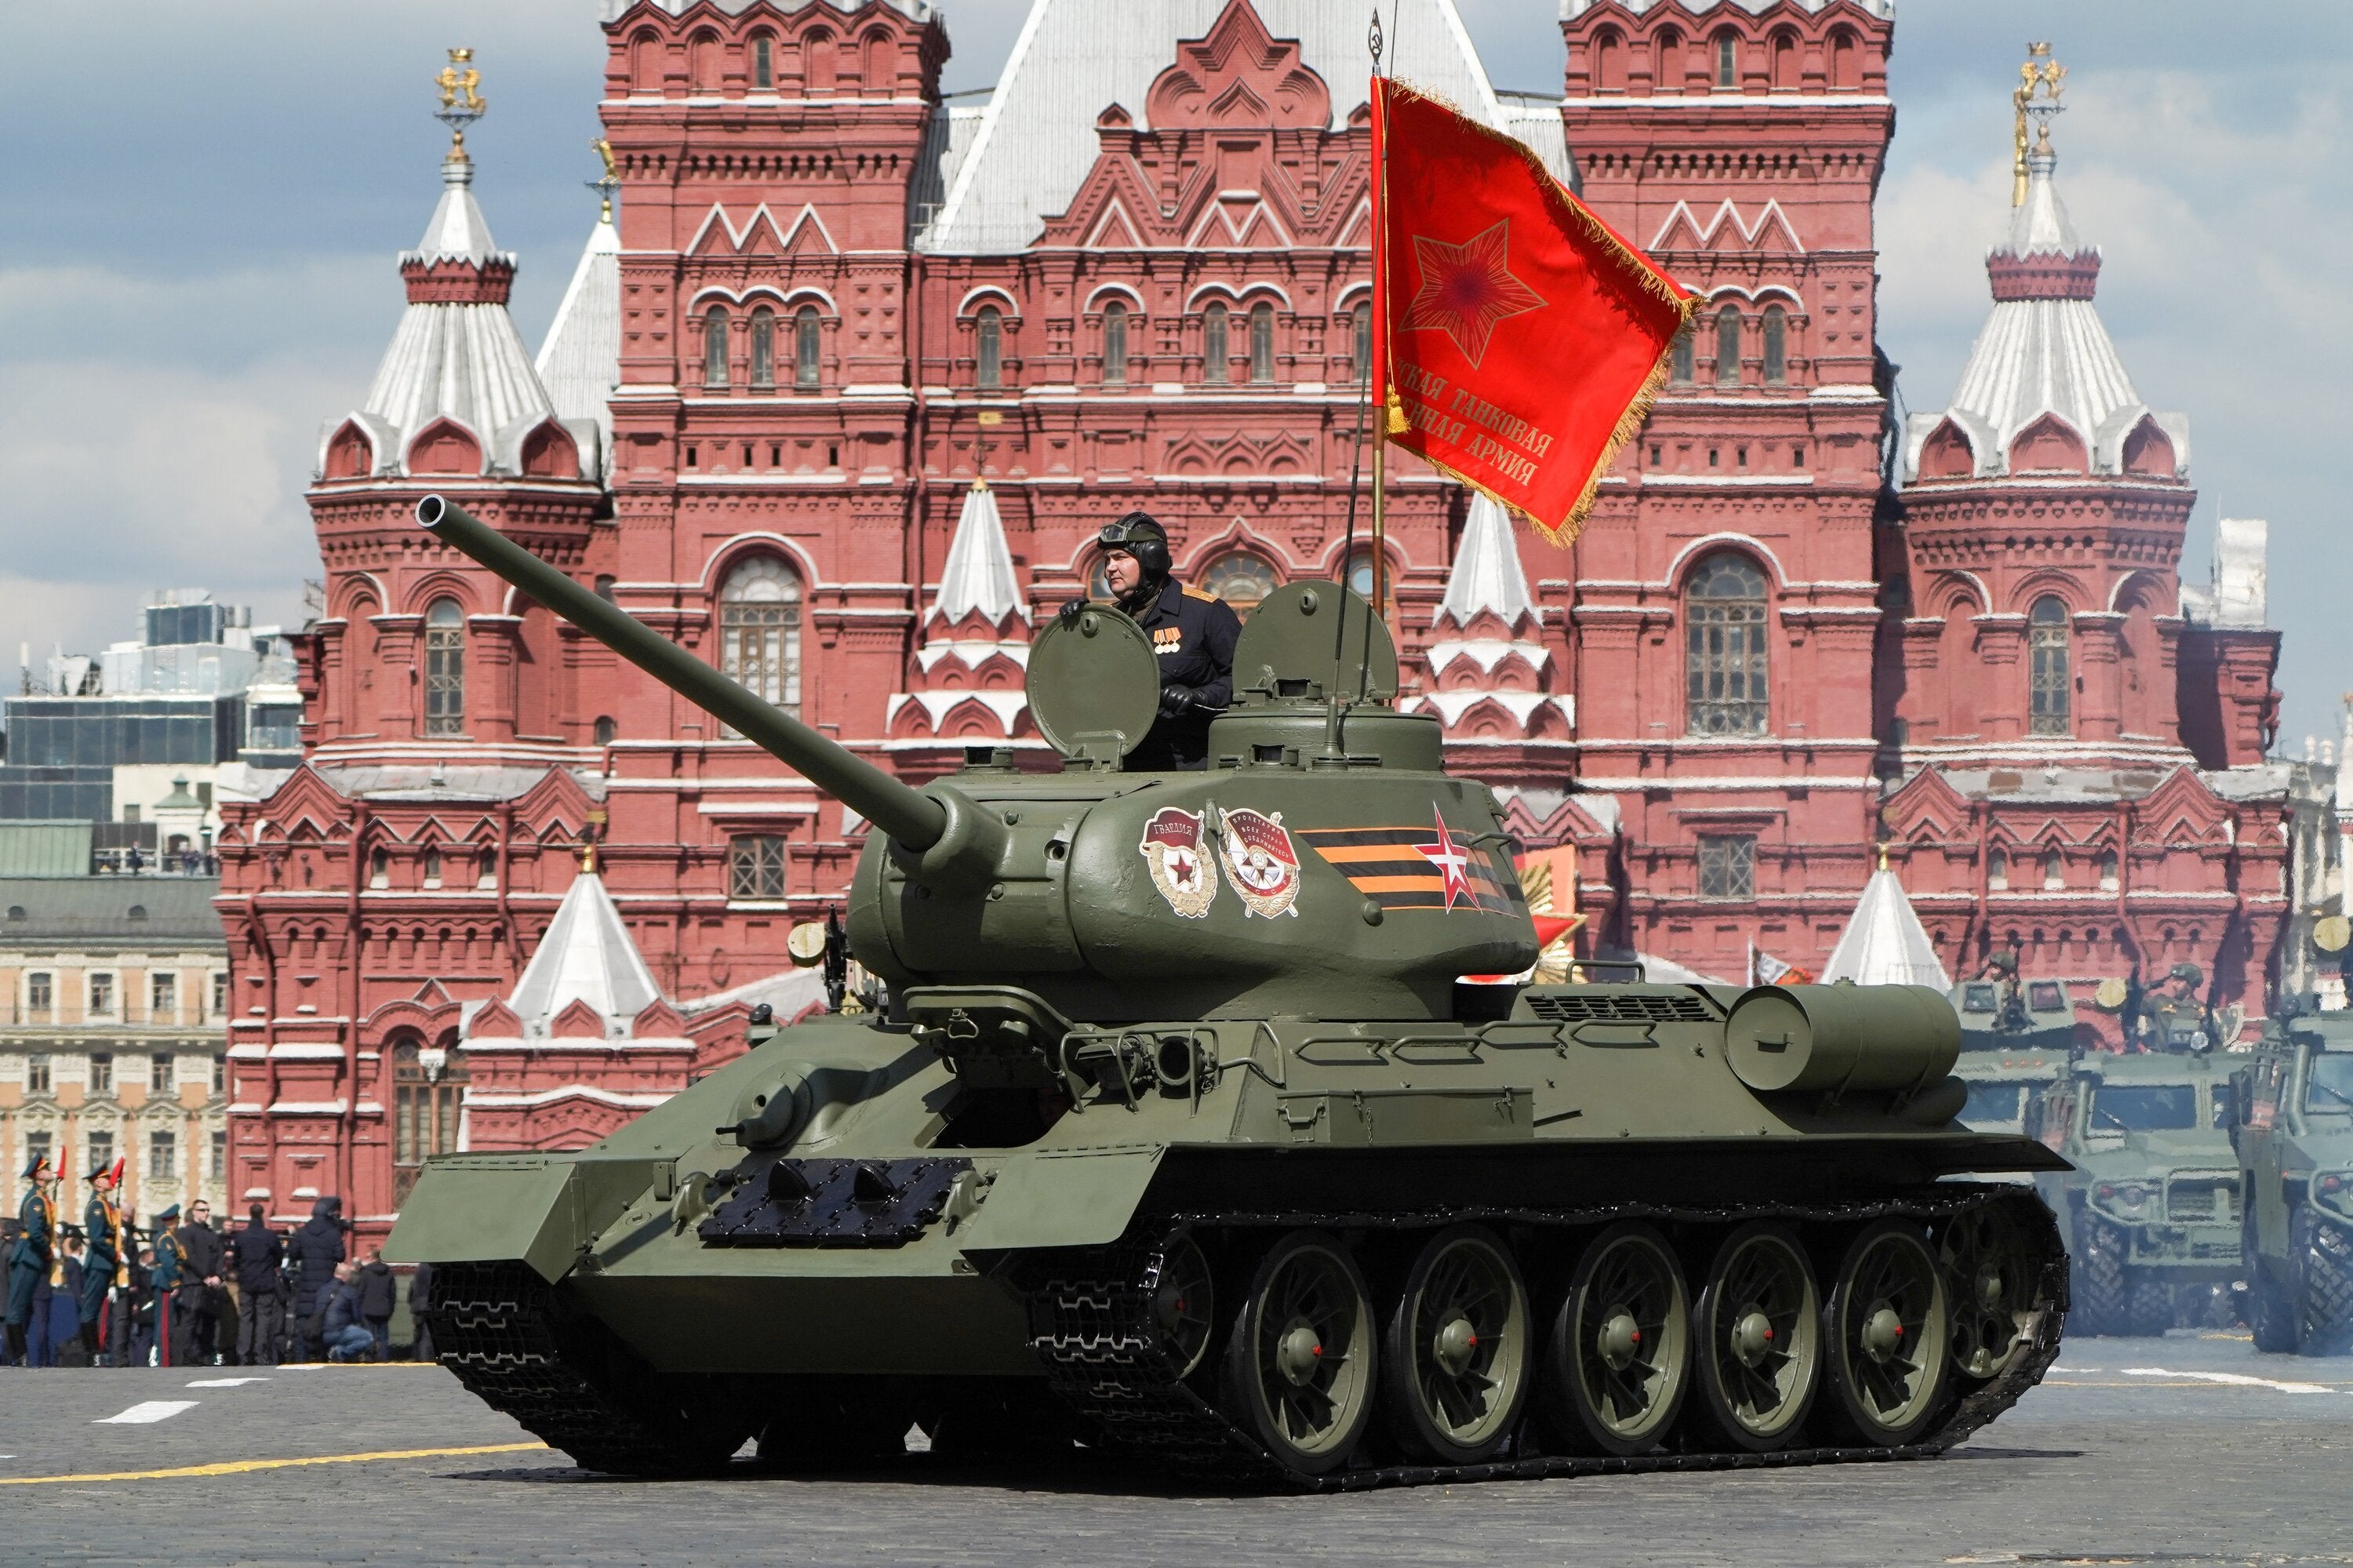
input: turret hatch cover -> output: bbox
[1232,580,1397,704]
[1027,605,1161,759]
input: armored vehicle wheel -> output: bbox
[1221,1231,1378,1475]
[1818,1221,1951,1447]
[1688,1223,1821,1453]
[1151,1235,1217,1380]
[2126,1275,2173,1337]
[2293,1206,2353,1355]
[1538,1221,1691,1457]
[1380,1225,1531,1464]
[2245,1208,2297,1352]
[2071,1222,2129,1336]
[1937,1203,2035,1379]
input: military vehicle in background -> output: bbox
[390,497,2069,1488]
[2231,1006,2353,1354]
[2031,1050,2242,1334]
[1951,973,2075,1137]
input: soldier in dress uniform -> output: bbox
[150,1202,185,1366]
[2135,962,2212,1053]
[80,1157,126,1362]
[1061,511,1241,771]
[5,1152,60,1366]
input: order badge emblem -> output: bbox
[1139,806,1217,919]
[1217,806,1302,919]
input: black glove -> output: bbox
[1056,598,1088,628]
[1158,683,1198,719]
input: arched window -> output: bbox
[702,305,730,388]
[1345,549,1378,598]
[1657,27,1686,91]
[1685,552,1769,735]
[391,1039,467,1202]
[751,33,774,89]
[1248,301,1275,384]
[369,846,389,889]
[719,556,803,720]
[1714,305,1742,385]
[795,306,821,388]
[2029,596,2071,736]
[2042,849,2064,890]
[1670,324,1694,384]
[2098,848,2120,890]
[1199,550,1278,613]
[1770,29,1798,90]
[1762,305,1787,384]
[1351,302,1371,383]
[424,598,465,736]
[1715,31,1739,89]
[975,306,1003,390]
[594,715,616,747]
[476,846,498,889]
[594,575,618,604]
[748,307,776,389]
[1103,301,1129,386]
[422,846,442,888]
[1203,303,1230,385]
[1988,846,2009,890]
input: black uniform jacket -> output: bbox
[1126,576,1242,770]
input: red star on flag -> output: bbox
[1401,220,1547,369]
[1413,807,1481,911]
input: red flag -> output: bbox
[1371,79,1693,542]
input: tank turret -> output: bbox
[416,496,1533,1022]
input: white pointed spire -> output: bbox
[1821,865,1951,990]
[933,482,1025,624]
[1436,493,1537,628]
[536,207,620,478]
[507,867,662,1038]
[409,153,507,267]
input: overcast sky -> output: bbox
[4,1,2345,748]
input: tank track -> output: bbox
[427,1260,754,1476]
[1026,1184,2066,1493]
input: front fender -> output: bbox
[384,1153,664,1282]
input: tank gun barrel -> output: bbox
[414,495,948,851]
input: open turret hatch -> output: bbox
[1231,579,1397,704]
[1026,604,1162,765]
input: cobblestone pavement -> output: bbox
[3,1333,2350,1567]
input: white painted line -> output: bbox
[95,1401,199,1425]
[184,1377,268,1388]
[2121,1366,2337,1395]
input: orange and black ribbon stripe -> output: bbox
[1296,826,1526,912]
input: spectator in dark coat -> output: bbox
[174,1200,226,1368]
[355,1249,396,1362]
[320,1264,374,1362]
[52,1235,88,1366]
[408,1260,435,1362]
[290,1196,347,1362]
[231,1204,285,1366]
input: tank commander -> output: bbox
[1060,511,1240,771]
[1974,948,2029,1035]
[2134,962,2212,1053]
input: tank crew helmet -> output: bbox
[2168,962,2203,987]
[1986,950,2017,973]
[1096,511,1172,580]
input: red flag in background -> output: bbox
[1370,79,1694,543]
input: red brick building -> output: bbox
[216,0,2289,1234]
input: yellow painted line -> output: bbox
[0,1441,548,1486]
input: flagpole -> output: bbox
[1368,53,1391,625]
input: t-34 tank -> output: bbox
[390,496,2070,1488]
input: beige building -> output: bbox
[0,876,229,1221]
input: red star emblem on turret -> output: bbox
[1413,807,1482,911]
[1401,220,1547,369]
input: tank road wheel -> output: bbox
[1380,1225,1532,1464]
[1818,1221,1952,1448]
[1937,1203,2036,1381]
[2293,1206,2353,1355]
[1688,1223,1822,1453]
[1150,1234,1217,1380]
[2126,1275,2174,1338]
[1220,1230,1378,1475]
[1538,1222,1693,1457]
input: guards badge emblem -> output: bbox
[1217,806,1302,919]
[1139,806,1216,919]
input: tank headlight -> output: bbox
[2093,1181,2151,1214]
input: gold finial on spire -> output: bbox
[1878,842,1891,873]
[2011,42,2067,206]
[435,48,488,164]
[580,808,607,875]
[589,138,620,224]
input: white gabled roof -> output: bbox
[535,209,621,478]
[933,482,1026,624]
[920,0,1562,254]
[507,868,663,1039]
[1821,868,1951,990]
